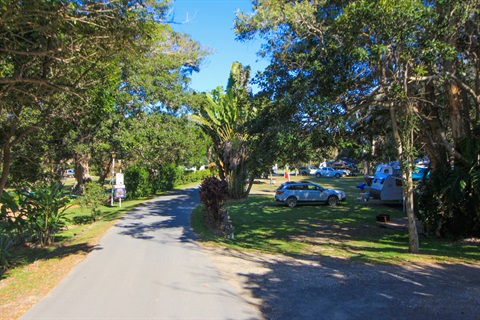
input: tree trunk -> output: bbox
[97,158,111,186]
[244,175,255,198]
[419,79,450,168]
[446,79,469,141]
[72,153,91,195]
[0,137,13,198]
[389,103,419,253]
[222,139,250,200]
[402,158,419,254]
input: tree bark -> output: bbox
[389,103,419,253]
[446,79,469,141]
[419,79,450,168]
[0,138,13,198]
[72,153,91,195]
[97,158,111,186]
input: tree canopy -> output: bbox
[0,0,208,195]
[235,0,480,241]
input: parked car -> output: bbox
[298,166,319,176]
[314,167,344,178]
[275,181,346,207]
[338,168,351,176]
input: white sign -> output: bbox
[116,173,124,186]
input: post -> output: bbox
[110,152,116,206]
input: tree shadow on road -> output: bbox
[115,188,199,243]
[207,248,480,320]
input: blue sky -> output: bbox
[171,0,268,93]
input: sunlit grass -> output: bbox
[191,176,480,265]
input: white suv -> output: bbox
[275,181,346,207]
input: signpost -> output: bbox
[114,173,126,207]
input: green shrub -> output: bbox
[78,182,106,221]
[0,232,17,271]
[0,190,29,245]
[177,169,212,185]
[152,164,181,193]
[124,166,150,199]
[417,138,480,238]
[123,165,216,198]
[23,182,72,246]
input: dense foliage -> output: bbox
[0,0,208,196]
[192,62,262,199]
[0,182,71,247]
[123,164,213,199]
[124,166,151,199]
[418,138,480,238]
[79,182,108,222]
[235,0,480,240]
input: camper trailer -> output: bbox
[369,175,403,202]
[365,163,400,186]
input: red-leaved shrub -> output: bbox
[199,176,228,230]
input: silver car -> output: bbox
[274,181,346,207]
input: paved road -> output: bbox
[20,188,261,320]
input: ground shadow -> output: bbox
[214,249,480,320]
[115,188,199,243]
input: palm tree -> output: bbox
[192,62,256,199]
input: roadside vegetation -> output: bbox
[0,169,212,274]
[0,174,208,319]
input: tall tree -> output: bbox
[0,0,207,195]
[235,0,480,242]
[192,62,258,199]
[0,0,154,195]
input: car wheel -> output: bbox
[315,172,322,178]
[335,173,341,178]
[327,195,339,206]
[286,197,298,207]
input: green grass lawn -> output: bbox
[191,175,480,265]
